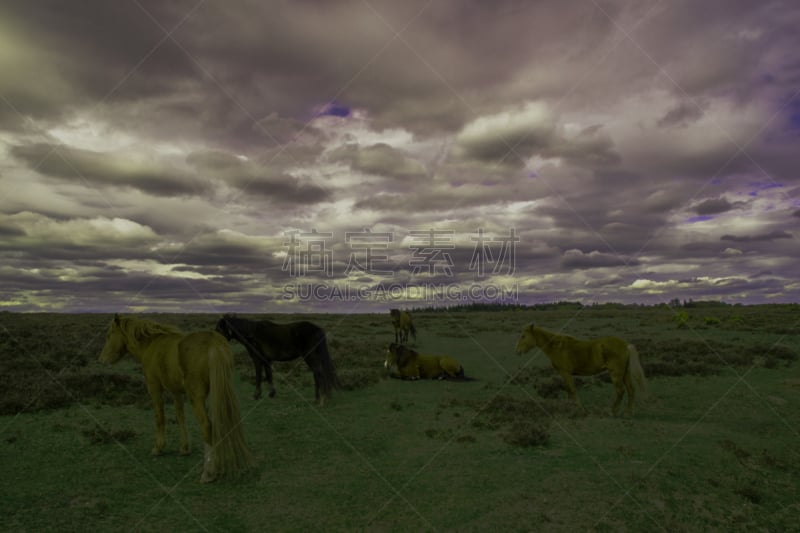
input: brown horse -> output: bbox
[384,343,467,380]
[515,324,647,416]
[99,315,253,482]
[390,309,416,344]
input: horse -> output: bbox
[98,315,253,483]
[215,314,339,405]
[390,309,416,344]
[515,323,647,417]
[384,343,468,380]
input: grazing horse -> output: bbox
[98,315,253,482]
[515,324,647,416]
[390,309,416,344]
[384,343,468,380]
[215,314,339,405]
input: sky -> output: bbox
[0,0,798,313]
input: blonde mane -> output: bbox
[118,317,183,353]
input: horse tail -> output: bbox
[314,329,340,398]
[208,339,254,477]
[626,344,648,399]
[409,321,417,342]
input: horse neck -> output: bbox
[531,326,557,349]
[119,319,177,360]
[226,318,256,341]
[396,347,417,366]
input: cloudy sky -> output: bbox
[1,0,798,313]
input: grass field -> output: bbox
[2,305,799,531]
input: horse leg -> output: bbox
[147,381,167,456]
[252,354,263,400]
[188,392,215,483]
[316,372,326,407]
[623,371,635,417]
[264,360,276,398]
[311,367,324,405]
[609,372,626,417]
[173,391,190,455]
[560,371,582,410]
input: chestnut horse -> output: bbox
[390,309,416,344]
[384,343,468,381]
[99,315,253,482]
[515,324,647,416]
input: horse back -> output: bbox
[564,336,628,375]
[136,332,194,392]
[437,355,463,378]
[261,320,324,359]
[174,331,230,392]
[415,354,443,379]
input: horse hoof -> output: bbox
[179,448,191,456]
[253,391,262,400]
[268,390,276,398]
[200,472,216,483]
[151,448,164,456]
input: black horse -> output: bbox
[215,314,339,405]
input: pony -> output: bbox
[384,343,468,381]
[390,309,416,344]
[515,324,647,416]
[98,315,253,483]
[215,314,339,405]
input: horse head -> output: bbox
[215,314,236,340]
[99,314,128,364]
[384,343,398,369]
[515,324,536,355]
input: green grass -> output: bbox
[1,306,799,531]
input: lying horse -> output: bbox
[99,315,253,482]
[384,343,467,380]
[215,314,339,405]
[515,323,647,416]
[390,309,416,344]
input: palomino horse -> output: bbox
[99,315,253,482]
[215,314,339,405]
[515,324,647,416]
[390,309,416,344]
[384,343,468,380]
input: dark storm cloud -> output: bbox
[2,1,800,311]
[0,212,161,263]
[0,224,26,237]
[561,249,639,270]
[657,100,707,128]
[720,231,794,243]
[692,197,737,215]
[186,148,330,204]
[11,143,209,197]
[329,143,427,180]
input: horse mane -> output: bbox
[117,316,183,352]
[528,324,578,346]
[394,344,418,366]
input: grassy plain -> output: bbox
[1,305,799,531]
